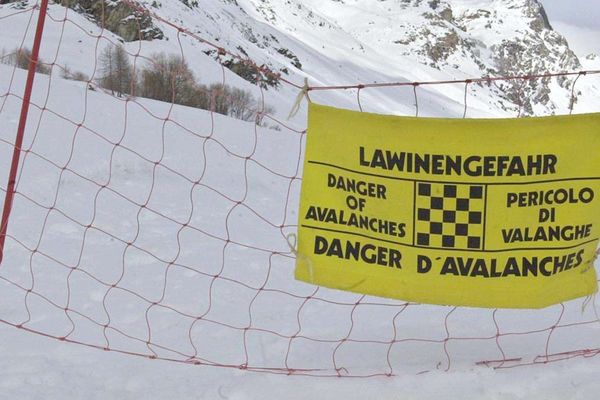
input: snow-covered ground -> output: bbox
[3,321,600,400]
[2,61,600,397]
[1,0,600,398]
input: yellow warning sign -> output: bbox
[295,103,600,309]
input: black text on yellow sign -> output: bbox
[295,103,600,308]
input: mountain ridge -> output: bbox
[1,0,599,118]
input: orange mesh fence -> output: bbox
[1,0,600,377]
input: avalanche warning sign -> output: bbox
[294,103,600,308]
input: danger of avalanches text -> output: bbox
[303,161,594,278]
[313,235,586,278]
[304,173,407,238]
[305,173,590,278]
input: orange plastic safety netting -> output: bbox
[1,0,600,377]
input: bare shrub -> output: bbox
[134,53,275,121]
[139,52,201,106]
[227,86,256,121]
[61,65,89,82]
[3,47,50,74]
[209,84,273,123]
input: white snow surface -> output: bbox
[1,0,600,398]
[2,321,600,400]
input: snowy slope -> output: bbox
[1,0,600,397]
[233,0,600,115]
[138,0,600,115]
[3,321,600,400]
[2,56,600,397]
[0,0,502,122]
[2,60,600,382]
[2,0,600,123]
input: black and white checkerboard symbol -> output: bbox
[415,183,485,250]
